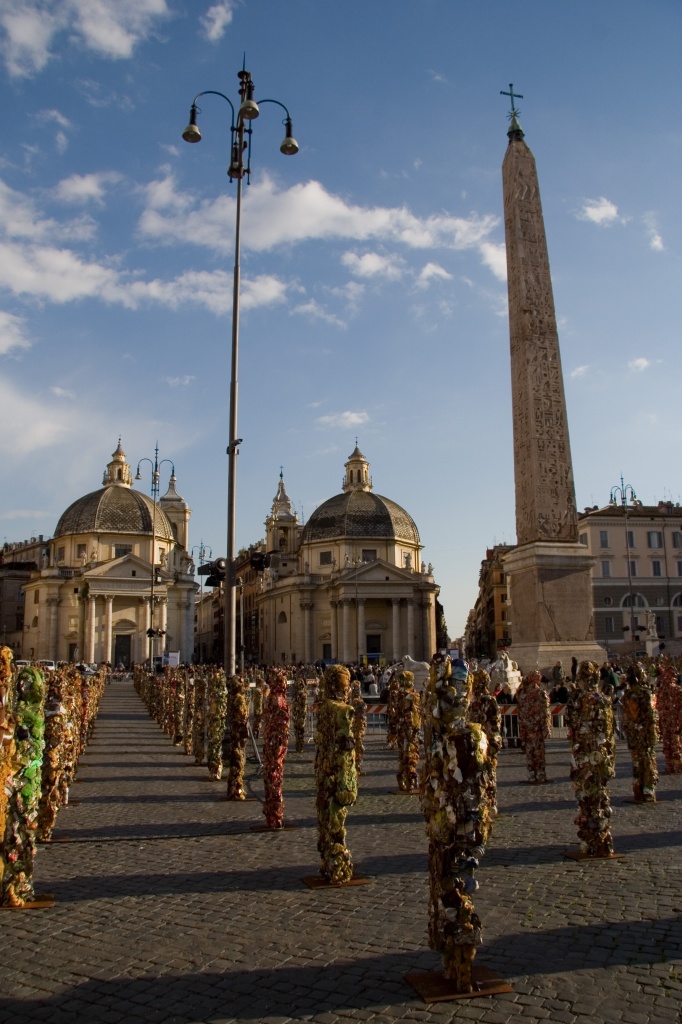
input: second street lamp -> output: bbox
[182,65,298,677]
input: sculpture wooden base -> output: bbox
[250,822,299,831]
[405,965,513,1002]
[0,893,55,910]
[563,850,624,861]
[301,874,369,889]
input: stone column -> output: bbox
[422,596,432,661]
[86,595,96,664]
[356,598,365,662]
[184,595,195,664]
[301,601,313,664]
[341,600,350,663]
[392,599,401,662]
[46,597,60,662]
[330,601,338,661]
[104,596,114,665]
[406,599,414,658]
[159,598,168,649]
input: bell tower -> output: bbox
[342,444,372,493]
[102,439,133,488]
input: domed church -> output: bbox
[256,446,439,664]
[22,442,196,667]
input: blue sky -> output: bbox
[0,0,680,641]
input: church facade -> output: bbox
[21,443,196,667]
[255,447,439,665]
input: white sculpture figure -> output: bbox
[646,610,657,639]
[489,652,522,695]
[401,654,430,689]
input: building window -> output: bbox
[501,611,506,620]
[34,591,39,604]
[623,594,645,608]
[361,549,377,562]
[647,530,663,549]
[599,530,609,548]
[673,531,682,549]
[678,614,682,633]
[627,530,635,548]
[630,560,637,577]
[77,543,87,559]
[57,546,65,562]
[601,561,611,578]
[656,615,664,635]
[277,611,287,624]
[115,544,132,558]
[678,561,682,577]
[579,533,588,546]
[319,551,333,566]
[604,616,614,633]
[603,596,613,606]
[652,560,662,577]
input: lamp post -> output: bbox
[182,66,298,677]
[609,475,638,645]
[136,445,175,667]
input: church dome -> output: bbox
[302,444,420,545]
[54,441,175,541]
[302,490,420,545]
[55,487,175,540]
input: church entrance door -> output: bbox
[114,634,131,668]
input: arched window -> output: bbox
[278,611,287,624]
[622,594,646,608]
[672,594,682,608]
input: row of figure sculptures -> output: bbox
[133,652,677,995]
[0,649,106,907]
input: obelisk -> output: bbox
[500,88,603,675]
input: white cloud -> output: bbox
[628,357,651,372]
[50,386,76,399]
[0,178,96,243]
[0,311,31,355]
[290,299,346,329]
[570,365,590,379]
[316,411,369,429]
[0,375,79,454]
[200,1,235,42]
[0,0,172,77]
[577,197,623,227]
[139,171,499,259]
[416,262,453,288]
[54,172,122,205]
[643,213,664,252]
[34,108,72,130]
[163,375,195,389]
[479,241,507,281]
[342,251,403,280]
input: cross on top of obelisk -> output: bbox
[500,82,523,116]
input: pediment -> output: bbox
[84,553,169,581]
[344,559,414,583]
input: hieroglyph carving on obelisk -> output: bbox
[502,95,578,547]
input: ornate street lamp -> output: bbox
[182,65,298,677]
[136,445,175,667]
[609,475,638,643]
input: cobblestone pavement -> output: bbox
[1,677,681,1024]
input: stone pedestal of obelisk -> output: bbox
[500,103,604,677]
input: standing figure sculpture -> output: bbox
[622,664,659,802]
[262,668,290,828]
[350,681,368,773]
[655,661,682,774]
[421,655,490,993]
[0,647,15,872]
[315,665,358,884]
[566,660,616,856]
[1,666,46,907]
[292,674,308,753]
[386,673,401,749]
[395,671,421,793]
[516,670,551,783]
[252,674,267,739]
[468,668,502,830]
[206,670,227,780]
[192,671,207,765]
[226,676,249,800]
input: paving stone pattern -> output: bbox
[1,678,681,1024]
